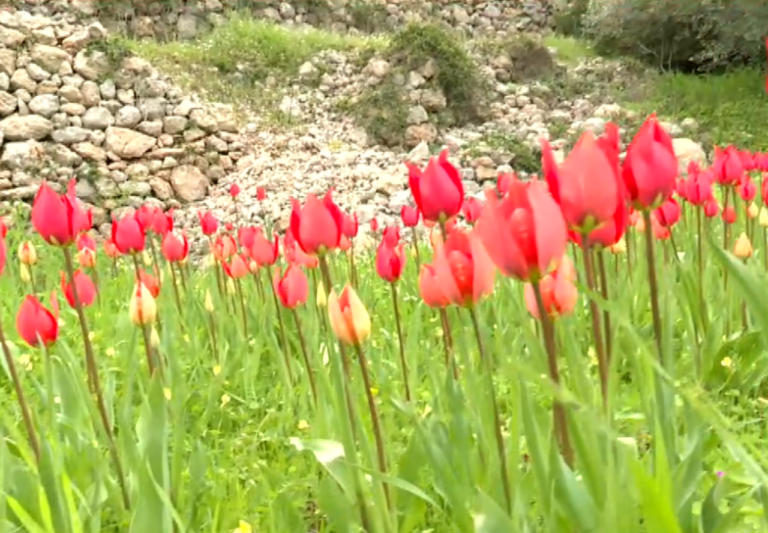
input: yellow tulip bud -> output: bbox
[142,251,152,266]
[733,232,753,259]
[759,207,768,228]
[19,263,31,284]
[204,290,215,313]
[129,282,157,326]
[609,237,627,254]
[327,284,371,346]
[226,278,235,295]
[748,202,759,219]
[17,241,37,266]
[316,281,327,308]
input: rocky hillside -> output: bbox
[0,0,709,248]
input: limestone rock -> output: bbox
[0,114,53,141]
[170,164,209,202]
[105,127,156,159]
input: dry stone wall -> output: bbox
[0,7,243,231]
[10,0,553,40]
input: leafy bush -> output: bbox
[350,23,490,146]
[583,0,768,72]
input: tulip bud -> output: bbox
[748,202,760,219]
[760,207,768,228]
[78,247,96,269]
[225,278,235,295]
[316,281,327,308]
[19,263,31,284]
[328,285,371,346]
[609,237,627,254]
[129,282,157,326]
[142,251,153,266]
[18,241,37,266]
[204,289,214,313]
[733,233,753,259]
[248,260,259,274]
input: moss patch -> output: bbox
[347,22,489,146]
[464,132,541,174]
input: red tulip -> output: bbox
[462,197,483,225]
[137,270,160,298]
[135,205,155,232]
[77,232,96,253]
[238,226,258,251]
[497,173,513,196]
[369,217,379,233]
[401,205,420,227]
[722,205,737,224]
[230,183,240,198]
[407,149,464,223]
[543,131,619,233]
[16,293,59,347]
[477,177,567,282]
[376,238,406,283]
[0,237,6,276]
[225,223,234,232]
[161,231,189,263]
[713,146,744,186]
[151,209,173,236]
[0,218,6,238]
[211,234,237,261]
[418,264,450,308]
[738,177,757,202]
[223,254,249,279]
[524,256,578,319]
[654,197,681,228]
[382,226,400,248]
[651,214,670,240]
[31,182,92,246]
[104,239,120,259]
[61,270,97,308]
[251,229,279,266]
[273,264,309,309]
[289,192,344,255]
[198,211,219,236]
[112,214,145,254]
[687,173,714,206]
[622,114,678,210]
[284,229,319,268]
[433,227,495,307]
[256,187,267,201]
[704,198,720,218]
[78,247,96,269]
[342,212,359,239]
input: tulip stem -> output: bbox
[208,237,225,298]
[0,315,40,463]
[169,263,183,317]
[29,265,38,295]
[268,282,294,384]
[352,341,391,510]
[389,282,411,402]
[411,228,421,271]
[291,309,317,405]
[91,265,101,306]
[133,254,158,377]
[468,306,512,512]
[581,242,609,409]
[64,247,131,512]
[349,242,358,289]
[318,256,352,379]
[439,308,458,379]
[597,251,613,369]
[235,278,248,333]
[723,187,731,291]
[532,281,575,467]
[207,312,219,363]
[642,211,665,365]
[697,208,706,321]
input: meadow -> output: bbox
[1,114,768,533]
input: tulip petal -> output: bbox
[529,181,567,277]
[470,229,496,303]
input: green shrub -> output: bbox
[552,0,590,36]
[350,23,489,146]
[583,0,768,72]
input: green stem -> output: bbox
[642,210,665,365]
[390,282,411,402]
[291,309,317,405]
[469,306,512,513]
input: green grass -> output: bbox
[122,13,386,118]
[628,67,768,149]
[543,34,597,65]
[3,176,768,531]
